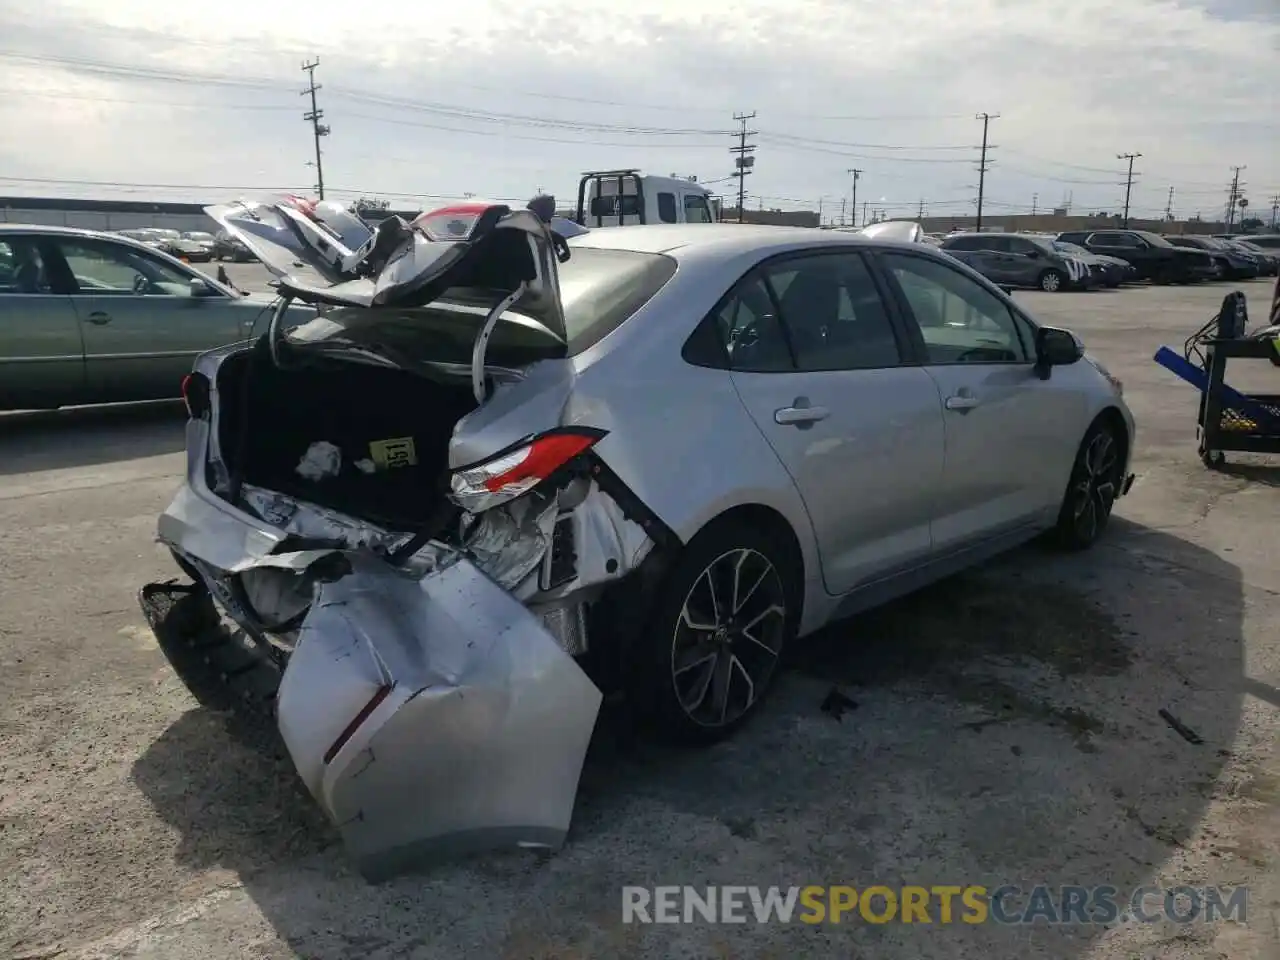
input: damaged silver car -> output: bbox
[141,195,1136,880]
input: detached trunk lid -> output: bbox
[205,198,568,345]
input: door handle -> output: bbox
[85,311,112,325]
[944,394,981,412]
[775,404,830,425]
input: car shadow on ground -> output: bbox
[0,400,186,475]
[130,516,1243,959]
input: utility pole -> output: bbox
[862,200,869,226]
[917,197,925,219]
[847,168,862,228]
[1225,166,1246,232]
[301,58,330,199]
[730,111,757,224]
[1031,193,1038,216]
[1117,152,1141,228]
[839,197,846,226]
[1270,194,1279,231]
[1165,186,1175,221]
[974,112,999,231]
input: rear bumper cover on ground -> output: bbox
[143,471,603,881]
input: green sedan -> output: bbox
[0,224,313,410]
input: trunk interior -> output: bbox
[216,351,479,529]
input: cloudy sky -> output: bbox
[0,0,1275,223]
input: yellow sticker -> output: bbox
[369,437,418,469]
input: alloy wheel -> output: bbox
[1070,431,1119,542]
[670,548,787,728]
[1041,271,1062,292]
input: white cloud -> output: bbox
[0,0,1275,221]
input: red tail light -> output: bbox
[181,373,210,419]
[449,427,606,513]
[323,683,393,765]
[413,202,508,242]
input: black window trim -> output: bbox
[869,247,1035,367]
[681,245,919,374]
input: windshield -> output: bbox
[152,229,180,240]
[1136,231,1173,248]
[184,232,213,242]
[1053,241,1088,255]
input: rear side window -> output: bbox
[656,193,678,224]
[557,247,678,354]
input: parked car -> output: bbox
[1056,229,1216,284]
[117,228,167,250]
[182,231,217,256]
[939,232,1095,291]
[1165,235,1258,281]
[1216,233,1280,250]
[141,199,1136,879]
[1052,240,1136,287]
[1228,239,1280,277]
[0,224,314,410]
[212,228,256,262]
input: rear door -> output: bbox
[48,236,244,402]
[875,250,1081,552]
[0,234,86,408]
[723,248,945,594]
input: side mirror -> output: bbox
[1034,326,1084,379]
[998,285,1015,295]
[189,276,211,297]
[1026,249,1041,259]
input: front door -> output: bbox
[48,236,243,402]
[0,235,86,409]
[721,249,945,594]
[876,250,1080,553]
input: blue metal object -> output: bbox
[1153,345,1280,428]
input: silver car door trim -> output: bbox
[774,405,831,425]
[944,394,981,412]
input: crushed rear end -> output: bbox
[138,198,655,880]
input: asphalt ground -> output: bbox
[2,271,1280,959]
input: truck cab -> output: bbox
[574,169,718,228]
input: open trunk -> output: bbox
[215,350,479,529]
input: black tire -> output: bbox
[1038,269,1065,293]
[627,519,800,744]
[1053,420,1125,550]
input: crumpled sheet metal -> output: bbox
[275,551,603,882]
[461,491,558,590]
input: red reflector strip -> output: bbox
[483,432,600,492]
[323,684,393,765]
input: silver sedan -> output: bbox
[143,204,1136,879]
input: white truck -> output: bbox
[572,169,719,228]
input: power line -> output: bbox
[974,112,999,231]
[300,58,330,199]
[1117,152,1142,228]
[730,111,757,223]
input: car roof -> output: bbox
[0,223,119,239]
[568,222,940,260]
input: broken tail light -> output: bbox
[449,427,607,514]
[413,203,509,242]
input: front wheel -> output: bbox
[1053,420,1124,550]
[1039,269,1065,292]
[628,521,799,744]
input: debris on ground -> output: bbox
[819,687,858,722]
[1159,708,1205,745]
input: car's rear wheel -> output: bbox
[1053,419,1124,550]
[629,520,799,744]
[1039,268,1065,292]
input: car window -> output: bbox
[762,252,902,371]
[980,236,1013,253]
[684,195,713,223]
[656,192,677,224]
[0,238,55,294]
[716,274,794,372]
[945,236,980,251]
[882,252,1029,364]
[55,239,197,296]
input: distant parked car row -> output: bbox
[115,227,213,263]
[938,229,1279,292]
